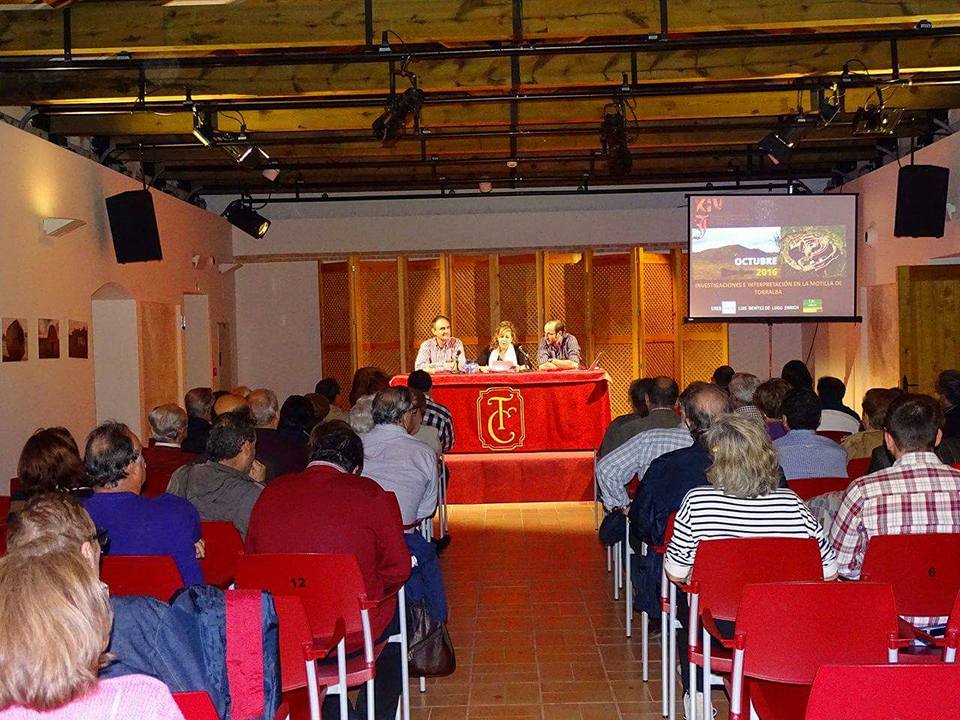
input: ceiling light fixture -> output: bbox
[42,217,85,236]
[600,99,633,177]
[373,86,425,147]
[222,198,270,239]
[192,109,217,147]
[852,105,904,136]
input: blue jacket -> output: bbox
[404,533,448,622]
[103,585,281,720]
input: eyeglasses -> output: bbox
[91,528,109,552]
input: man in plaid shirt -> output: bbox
[831,393,960,626]
[408,370,454,453]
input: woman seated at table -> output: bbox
[477,320,532,371]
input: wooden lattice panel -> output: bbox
[683,338,727,385]
[596,342,634,417]
[357,259,401,376]
[644,340,676,379]
[591,254,632,337]
[643,258,675,337]
[320,261,353,403]
[407,259,443,359]
[546,253,586,340]
[451,255,490,361]
[498,254,539,344]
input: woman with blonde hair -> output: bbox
[477,320,532,371]
[0,550,184,719]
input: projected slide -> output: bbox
[687,194,858,321]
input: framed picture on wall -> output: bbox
[2,317,28,362]
[38,318,61,359]
[68,320,89,359]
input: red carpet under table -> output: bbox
[445,451,594,504]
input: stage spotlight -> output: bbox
[222,199,270,239]
[261,165,280,182]
[600,105,632,176]
[758,131,795,165]
[853,105,904,136]
[192,110,217,147]
[373,86,425,146]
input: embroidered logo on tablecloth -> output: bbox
[477,386,525,451]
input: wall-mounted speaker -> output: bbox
[105,189,163,263]
[894,164,950,238]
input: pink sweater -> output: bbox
[0,675,184,720]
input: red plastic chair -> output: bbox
[786,477,850,501]
[846,456,871,479]
[8,478,20,496]
[682,538,824,720]
[235,553,408,720]
[174,691,293,720]
[816,430,851,444]
[861,533,960,660]
[728,582,901,720]
[654,513,677,720]
[0,495,10,518]
[100,555,184,601]
[198,520,244,588]
[804,663,960,719]
[173,691,219,720]
[0,521,7,556]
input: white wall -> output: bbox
[183,294,212,391]
[728,323,807,380]
[809,130,960,411]
[0,120,236,486]
[92,299,140,427]
[235,261,321,402]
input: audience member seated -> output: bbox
[246,421,410,720]
[0,550,185,720]
[83,422,203,585]
[361,387,439,529]
[728,372,763,425]
[710,364,735,393]
[248,388,308,481]
[304,392,331,424]
[754,377,790,440]
[781,358,814,391]
[349,366,391,407]
[231,386,252,398]
[315,377,349,422]
[182,387,214,455]
[167,414,263,539]
[212,392,249,422]
[832,393,960,628]
[12,427,89,514]
[625,383,732,631]
[349,395,376,434]
[142,404,196,497]
[817,376,862,434]
[596,377,686,512]
[936,369,960,439]
[598,379,651,459]
[408,369,455,454]
[773,388,848,479]
[664,414,837,715]
[842,387,903,461]
[276,395,317,451]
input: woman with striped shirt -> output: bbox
[664,414,836,718]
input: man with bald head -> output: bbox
[213,392,250,421]
[537,320,582,370]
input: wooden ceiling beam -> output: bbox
[2,0,960,58]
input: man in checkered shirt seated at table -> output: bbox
[831,392,960,629]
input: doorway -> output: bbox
[898,264,960,395]
[216,321,236,390]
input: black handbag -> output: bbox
[406,601,456,677]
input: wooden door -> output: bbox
[139,302,183,438]
[898,265,960,395]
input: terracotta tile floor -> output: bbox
[412,502,729,720]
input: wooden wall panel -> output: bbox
[592,252,633,417]
[641,255,676,379]
[678,254,729,386]
[451,255,491,362]
[497,253,540,346]
[356,259,401,376]
[545,252,587,343]
[319,261,353,407]
[406,258,443,366]
[139,301,182,437]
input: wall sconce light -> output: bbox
[42,217,86,237]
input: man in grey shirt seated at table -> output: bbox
[537,319,582,370]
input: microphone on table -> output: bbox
[454,349,462,373]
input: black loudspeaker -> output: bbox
[105,189,163,263]
[894,164,950,238]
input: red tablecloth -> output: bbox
[444,452,595,503]
[391,370,611,453]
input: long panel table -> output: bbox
[391,370,611,454]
